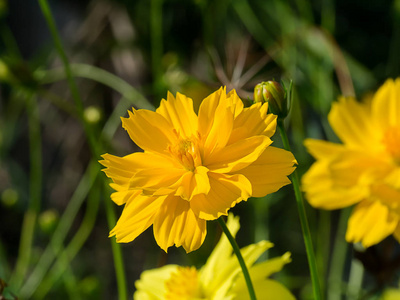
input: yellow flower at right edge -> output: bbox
[302,78,400,248]
[134,214,295,300]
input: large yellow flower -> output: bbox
[302,78,400,247]
[101,87,296,252]
[133,214,295,300]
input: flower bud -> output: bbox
[254,81,288,119]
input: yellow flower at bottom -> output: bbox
[100,88,296,252]
[302,78,400,247]
[133,214,294,300]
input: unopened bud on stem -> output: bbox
[254,81,288,119]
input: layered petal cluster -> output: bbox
[302,78,400,247]
[133,214,295,300]
[101,87,296,252]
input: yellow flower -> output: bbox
[133,214,295,300]
[302,78,400,247]
[101,87,296,252]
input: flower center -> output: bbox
[169,137,202,171]
[165,266,204,300]
[382,126,400,164]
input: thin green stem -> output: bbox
[328,208,351,300]
[35,178,101,299]
[38,2,127,299]
[10,94,42,290]
[217,217,257,300]
[38,0,99,156]
[20,161,99,299]
[150,0,164,96]
[36,64,154,110]
[277,119,322,300]
[103,183,127,300]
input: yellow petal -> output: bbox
[226,89,244,117]
[100,153,139,187]
[302,160,365,209]
[121,109,176,153]
[200,214,240,287]
[304,139,345,160]
[232,279,295,300]
[173,166,210,200]
[129,166,185,194]
[202,104,234,156]
[372,78,400,130]
[134,265,179,300]
[198,87,226,139]
[153,195,207,253]
[380,288,400,300]
[249,252,292,279]
[329,150,388,188]
[156,91,198,138]
[109,192,166,243]
[238,146,296,197]
[190,172,252,220]
[328,96,380,150]
[205,136,272,173]
[229,102,277,144]
[346,200,398,247]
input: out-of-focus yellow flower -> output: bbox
[134,214,295,300]
[100,87,296,252]
[381,288,400,300]
[302,78,400,248]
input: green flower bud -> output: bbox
[1,188,18,207]
[39,209,59,234]
[84,106,102,124]
[254,81,288,119]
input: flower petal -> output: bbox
[229,102,277,144]
[202,104,234,156]
[153,195,207,253]
[346,200,398,247]
[156,92,198,138]
[100,153,138,187]
[302,160,365,209]
[134,265,179,300]
[198,87,226,138]
[205,136,272,173]
[173,166,210,200]
[372,78,400,129]
[121,109,176,153]
[304,139,345,160]
[190,173,252,220]
[238,146,296,197]
[328,96,381,150]
[232,279,295,300]
[109,192,166,243]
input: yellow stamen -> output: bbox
[165,266,204,300]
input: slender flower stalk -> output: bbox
[277,119,322,300]
[217,217,257,300]
[10,94,42,290]
[37,1,127,299]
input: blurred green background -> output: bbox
[0,0,399,299]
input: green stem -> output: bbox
[36,64,154,110]
[328,208,351,300]
[20,161,99,299]
[217,217,257,300]
[34,178,101,299]
[150,0,164,96]
[277,119,322,300]
[38,0,99,156]
[10,94,42,290]
[103,183,128,300]
[38,2,127,299]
